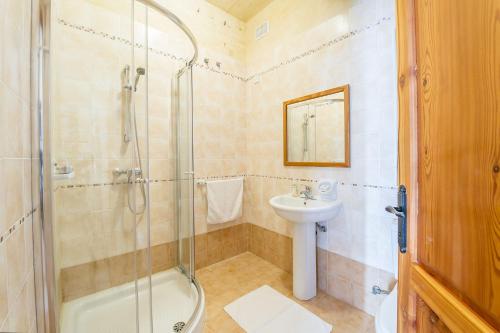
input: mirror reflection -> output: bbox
[284,85,350,167]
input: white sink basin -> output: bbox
[269,193,342,300]
[269,194,341,223]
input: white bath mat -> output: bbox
[224,285,332,333]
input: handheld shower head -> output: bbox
[134,67,145,91]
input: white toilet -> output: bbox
[375,221,398,333]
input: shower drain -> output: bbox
[173,321,186,332]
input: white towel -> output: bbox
[206,177,243,224]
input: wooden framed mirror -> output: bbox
[283,85,350,167]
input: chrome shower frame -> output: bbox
[137,0,198,67]
[33,0,200,331]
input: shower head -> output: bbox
[134,67,145,91]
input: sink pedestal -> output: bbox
[293,223,317,300]
[269,193,341,301]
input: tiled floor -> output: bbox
[196,252,375,333]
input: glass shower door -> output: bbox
[140,0,201,327]
[174,66,195,279]
[46,0,153,331]
[133,2,153,332]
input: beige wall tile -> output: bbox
[0,86,26,158]
[7,282,29,332]
[317,247,328,291]
[1,0,30,99]
[249,224,292,273]
[352,285,383,316]
[327,274,352,305]
[3,159,24,226]
[1,0,39,330]
[0,160,5,234]
[0,243,8,325]
[6,222,27,313]
[325,248,395,315]
[60,241,178,301]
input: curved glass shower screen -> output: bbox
[37,0,202,332]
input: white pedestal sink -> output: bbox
[269,194,341,300]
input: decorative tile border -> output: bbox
[338,181,397,190]
[56,18,185,62]
[56,174,247,190]
[245,16,392,82]
[247,174,317,183]
[247,174,397,190]
[56,18,247,82]
[58,179,155,189]
[0,207,38,245]
[56,16,392,83]
[57,174,397,191]
[195,63,247,82]
[194,174,246,182]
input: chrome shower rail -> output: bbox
[137,0,198,67]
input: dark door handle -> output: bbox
[385,205,405,218]
[386,186,407,254]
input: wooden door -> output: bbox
[396,0,499,332]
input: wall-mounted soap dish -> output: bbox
[53,163,75,180]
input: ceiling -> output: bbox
[206,0,274,21]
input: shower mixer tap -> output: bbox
[113,168,142,178]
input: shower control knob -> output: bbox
[113,168,128,176]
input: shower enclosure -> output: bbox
[35,0,203,331]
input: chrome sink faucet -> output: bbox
[300,185,315,200]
